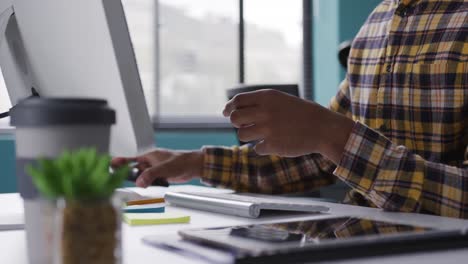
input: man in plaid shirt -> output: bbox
[113,0,467,218]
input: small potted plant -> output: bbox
[27,148,130,264]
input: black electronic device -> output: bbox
[177,216,468,264]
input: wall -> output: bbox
[0,134,15,193]
[312,0,382,106]
[312,0,340,106]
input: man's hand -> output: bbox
[111,149,203,188]
[223,89,355,163]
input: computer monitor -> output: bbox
[0,0,155,156]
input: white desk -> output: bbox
[1,185,468,264]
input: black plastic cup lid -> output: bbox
[10,98,116,127]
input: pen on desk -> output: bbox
[126,198,165,206]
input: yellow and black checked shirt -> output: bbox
[201,0,468,218]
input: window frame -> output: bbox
[153,0,314,130]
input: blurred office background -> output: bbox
[0,0,381,196]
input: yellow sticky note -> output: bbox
[123,212,190,226]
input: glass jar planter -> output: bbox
[54,197,122,264]
[23,198,57,264]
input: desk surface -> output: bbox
[1,185,468,264]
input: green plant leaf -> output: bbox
[27,148,129,199]
[90,154,111,194]
[83,148,97,176]
[27,163,56,198]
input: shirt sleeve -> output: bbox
[334,121,468,218]
[201,79,353,194]
[201,145,336,194]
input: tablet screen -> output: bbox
[228,217,432,244]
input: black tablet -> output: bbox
[179,216,468,264]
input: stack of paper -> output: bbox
[117,189,191,226]
[124,202,165,213]
[123,198,166,213]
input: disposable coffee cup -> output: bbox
[9,98,115,264]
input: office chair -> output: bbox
[338,40,353,69]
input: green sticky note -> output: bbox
[123,212,190,226]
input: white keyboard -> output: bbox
[165,192,330,218]
[191,192,309,206]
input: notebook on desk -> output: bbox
[164,192,329,218]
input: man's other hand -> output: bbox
[111,149,204,188]
[223,89,354,163]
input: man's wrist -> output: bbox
[185,150,204,178]
[318,112,355,164]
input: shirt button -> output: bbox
[396,4,408,16]
[386,64,392,73]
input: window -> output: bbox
[121,0,156,115]
[244,0,302,84]
[122,0,308,126]
[157,0,239,117]
[1,1,309,128]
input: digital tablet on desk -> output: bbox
[177,216,468,263]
